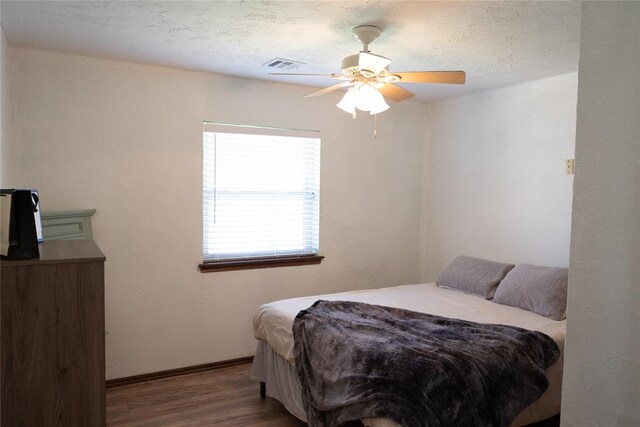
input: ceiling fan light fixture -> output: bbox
[355,84,380,112]
[337,84,389,116]
[278,25,465,120]
[336,86,358,114]
[368,93,390,115]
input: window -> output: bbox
[200,123,322,271]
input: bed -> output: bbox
[251,282,566,427]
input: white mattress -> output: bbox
[253,282,566,426]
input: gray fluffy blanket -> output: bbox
[292,300,560,427]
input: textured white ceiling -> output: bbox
[0,1,581,101]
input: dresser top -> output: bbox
[1,240,105,267]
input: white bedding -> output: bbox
[254,282,566,361]
[252,282,566,426]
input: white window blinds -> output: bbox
[203,125,320,261]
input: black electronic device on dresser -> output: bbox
[0,188,43,260]
[1,240,106,426]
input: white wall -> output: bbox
[7,47,427,379]
[0,24,9,187]
[561,2,640,426]
[422,73,577,280]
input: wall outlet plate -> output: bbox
[565,159,575,175]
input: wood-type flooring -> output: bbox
[107,363,303,426]
[106,362,560,427]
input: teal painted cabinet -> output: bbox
[41,209,96,241]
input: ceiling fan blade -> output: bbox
[394,71,466,84]
[379,84,415,102]
[304,82,353,98]
[269,72,347,80]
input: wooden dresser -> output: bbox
[1,240,106,426]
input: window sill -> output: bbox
[199,255,324,273]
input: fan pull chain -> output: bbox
[373,114,378,138]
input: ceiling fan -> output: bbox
[269,25,466,116]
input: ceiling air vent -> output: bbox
[262,58,306,71]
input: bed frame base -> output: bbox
[260,381,266,399]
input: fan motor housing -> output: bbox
[341,54,361,75]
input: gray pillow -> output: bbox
[436,256,515,299]
[493,264,568,320]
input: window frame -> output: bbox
[199,123,323,272]
[199,254,324,272]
